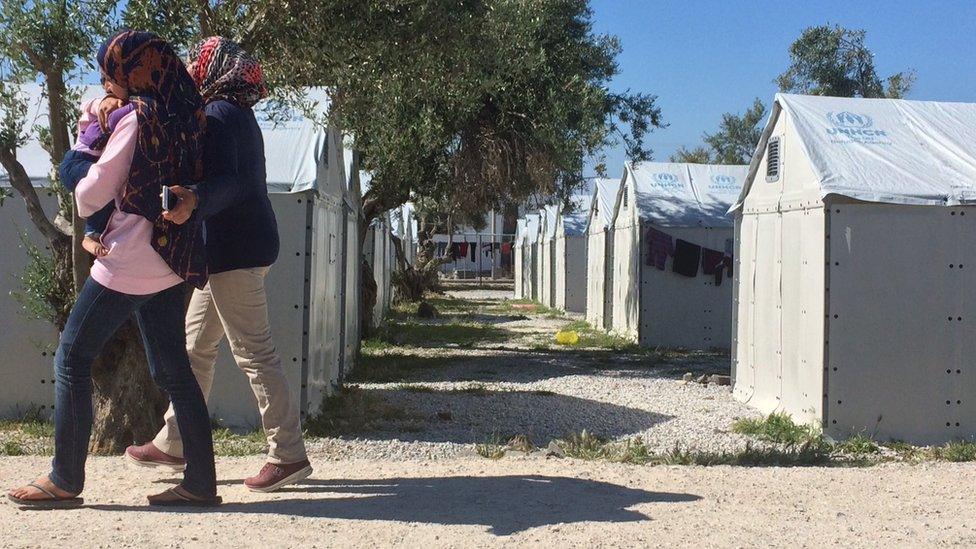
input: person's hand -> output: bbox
[97,95,126,131]
[82,235,109,258]
[161,185,198,225]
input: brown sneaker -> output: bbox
[244,459,313,493]
[125,442,187,472]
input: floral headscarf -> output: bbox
[188,36,268,107]
[97,30,208,288]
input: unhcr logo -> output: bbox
[709,174,739,193]
[825,111,887,138]
[652,172,682,189]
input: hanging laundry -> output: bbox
[450,242,461,260]
[436,241,447,257]
[501,242,511,255]
[469,242,477,261]
[645,227,674,270]
[701,247,725,286]
[459,242,469,258]
[672,239,701,277]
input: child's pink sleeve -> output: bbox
[75,111,137,218]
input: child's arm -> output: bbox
[75,110,137,218]
[76,97,100,139]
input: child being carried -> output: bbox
[59,89,134,257]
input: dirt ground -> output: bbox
[2,455,975,548]
[3,288,975,547]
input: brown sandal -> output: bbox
[7,482,84,508]
[147,486,221,507]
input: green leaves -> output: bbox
[671,98,766,165]
[777,25,915,99]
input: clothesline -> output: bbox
[645,227,733,285]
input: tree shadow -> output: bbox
[354,387,673,444]
[89,475,701,535]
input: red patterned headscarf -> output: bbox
[188,37,268,107]
[97,30,209,288]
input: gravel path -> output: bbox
[337,288,761,457]
[2,456,974,548]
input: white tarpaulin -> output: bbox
[561,194,592,236]
[590,178,621,231]
[734,93,976,209]
[626,162,747,227]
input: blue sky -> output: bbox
[586,0,976,175]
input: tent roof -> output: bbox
[624,161,746,227]
[587,177,621,231]
[523,213,541,245]
[734,93,976,210]
[540,205,559,239]
[559,194,592,236]
[0,83,344,199]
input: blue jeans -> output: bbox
[59,150,113,236]
[50,278,216,497]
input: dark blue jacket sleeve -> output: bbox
[194,112,243,219]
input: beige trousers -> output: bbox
[153,267,307,464]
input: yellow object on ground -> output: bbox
[555,330,580,345]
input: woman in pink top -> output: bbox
[7,31,219,508]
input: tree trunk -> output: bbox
[360,257,378,337]
[358,189,406,334]
[89,320,169,454]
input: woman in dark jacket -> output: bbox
[125,37,312,493]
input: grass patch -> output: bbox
[834,433,880,456]
[212,428,267,456]
[932,440,976,462]
[475,433,507,459]
[658,443,831,466]
[538,319,641,351]
[732,413,824,447]
[304,387,422,437]
[349,353,453,383]
[0,440,25,456]
[507,434,535,453]
[606,438,654,465]
[0,406,55,438]
[555,430,608,460]
[371,321,512,349]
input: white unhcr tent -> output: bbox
[732,93,976,444]
[0,84,359,427]
[585,178,621,330]
[553,194,591,313]
[513,218,527,299]
[360,171,394,327]
[610,161,746,349]
[537,205,558,307]
[521,213,541,300]
[391,202,417,266]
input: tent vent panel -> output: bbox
[766,136,781,182]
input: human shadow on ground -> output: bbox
[90,475,701,535]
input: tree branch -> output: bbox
[0,147,68,243]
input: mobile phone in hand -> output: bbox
[162,186,174,211]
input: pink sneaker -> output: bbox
[244,460,313,493]
[124,442,187,472]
